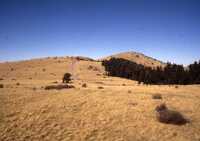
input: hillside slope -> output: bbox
[0,56,200,141]
[101,52,165,68]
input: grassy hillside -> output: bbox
[0,56,200,141]
[100,52,165,68]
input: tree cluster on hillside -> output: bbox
[102,58,200,85]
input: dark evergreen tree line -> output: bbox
[102,58,200,85]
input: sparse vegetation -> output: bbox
[42,68,46,72]
[155,104,188,125]
[152,94,162,99]
[45,84,74,90]
[0,78,4,81]
[0,84,4,88]
[16,82,20,86]
[0,53,199,141]
[62,73,72,83]
[88,65,99,71]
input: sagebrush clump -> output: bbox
[152,94,162,99]
[155,104,188,125]
[98,86,104,89]
[45,84,74,90]
[82,83,87,88]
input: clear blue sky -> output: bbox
[0,0,200,65]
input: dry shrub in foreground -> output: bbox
[155,104,188,125]
[152,94,162,99]
[0,84,4,88]
[45,84,74,90]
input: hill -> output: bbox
[0,55,200,141]
[101,51,165,68]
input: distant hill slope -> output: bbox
[100,52,166,68]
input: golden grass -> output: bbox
[0,57,200,141]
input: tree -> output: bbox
[62,73,72,83]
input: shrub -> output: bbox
[128,90,132,93]
[95,82,104,84]
[88,65,99,71]
[0,78,4,81]
[0,84,4,88]
[45,84,74,90]
[16,82,20,86]
[82,83,87,88]
[98,86,104,89]
[88,65,93,70]
[42,68,46,72]
[50,73,56,76]
[62,73,72,83]
[33,87,37,91]
[152,94,162,99]
[155,104,188,125]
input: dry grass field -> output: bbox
[0,56,200,141]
